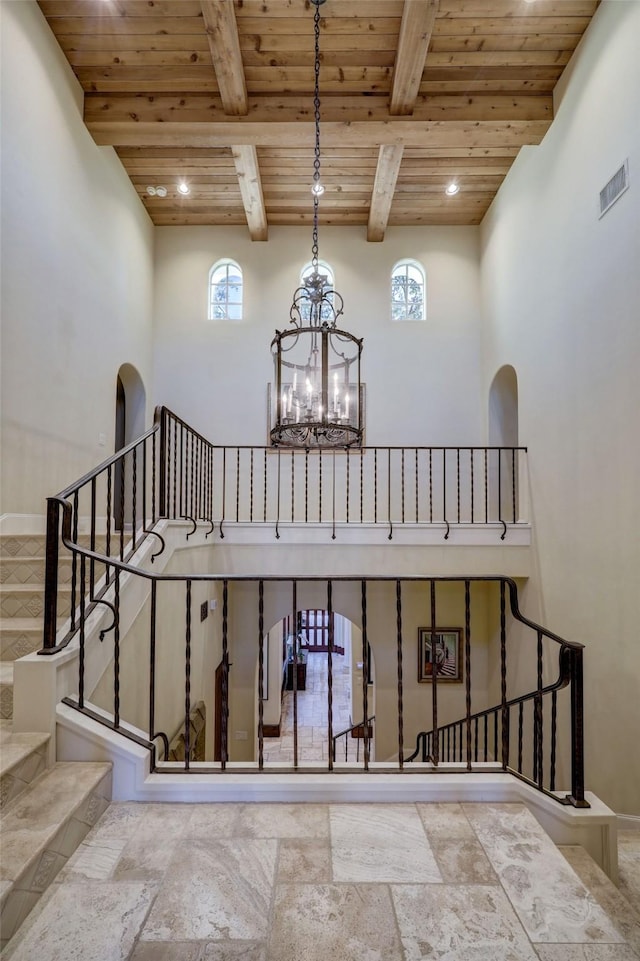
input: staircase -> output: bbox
[0,533,113,949]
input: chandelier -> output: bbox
[270,0,363,449]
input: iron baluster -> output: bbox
[319,450,323,522]
[275,449,281,540]
[305,449,309,523]
[396,580,404,769]
[132,447,137,552]
[518,702,524,773]
[184,580,192,770]
[512,448,517,522]
[119,453,125,560]
[42,499,61,650]
[550,690,558,791]
[71,491,79,632]
[374,448,378,524]
[327,580,333,771]
[361,579,370,770]
[493,711,498,763]
[258,580,264,771]
[291,451,295,523]
[360,449,363,523]
[536,629,544,789]
[221,580,229,768]
[79,553,86,709]
[470,449,475,523]
[501,580,509,769]
[106,466,112,583]
[429,448,433,523]
[114,569,120,727]
[250,448,254,523]
[172,417,177,518]
[220,447,226,539]
[484,448,488,523]
[430,580,439,765]
[90,478,96,598]
[465,579,472,770]
[457,447,461,523]
[484,714,488,761]
[263,449,267,522]
[474,717,479,762]
[332,449,336,540]
[236,447,241,523]
[149,581,157,748]
[415,449,419,523]
[292,580,298,769]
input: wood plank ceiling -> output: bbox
[38,0,600,240]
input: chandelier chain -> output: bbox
[312,0,322,269]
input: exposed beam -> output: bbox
[88,120,551,150]
[232,145,268,241]
[390,0,439,116]
[201,0,248,116]
[367,145,404,243]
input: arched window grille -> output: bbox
[391,259,426,321]
[208,259,243,321]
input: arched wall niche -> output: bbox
[489,364,518,448]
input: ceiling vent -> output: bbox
[599,160,629,218]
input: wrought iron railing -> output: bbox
[42,407,528,652]
[42,494,587,805]
[332,716,376,763]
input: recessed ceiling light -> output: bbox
[146,186,156,196]
[177,182,190,196]
[445,182,460,196]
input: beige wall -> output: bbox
[152,225,483,448]
[480,0,640,814]
[0,1,154,516]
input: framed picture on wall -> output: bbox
[418,628,462,683]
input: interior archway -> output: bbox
[114,363,146,530]
[488,365,519,522]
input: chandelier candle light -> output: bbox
[270,0,363,448]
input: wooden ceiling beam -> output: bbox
[201,0,247,116]
[390,0,439,116]
[231,144,268,241]
[88,119,551,149]
[367,145,404,243]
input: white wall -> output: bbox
[153,225,483,447]
[480,0,640,815]
[0,1,155,516]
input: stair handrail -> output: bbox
[332,715,376,763]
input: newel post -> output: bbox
[569,646,589,807]
[41,498,61,651]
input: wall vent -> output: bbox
[599,160,629,218]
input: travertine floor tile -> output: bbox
[464,804,625,944]
[141,840,277,942]
[235,802,329,838]
[2,881,154,961]
[392,883,539,961]
[268,883,403,961]
[203,944,267,960]
[330,804,441,882]
[277,839,332,884]
[430,837,499,884]
[417,801,476,838]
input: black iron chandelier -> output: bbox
[270,0,363,448]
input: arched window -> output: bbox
[209,259,243,321]
[299,260,334,325]
[391,259,425,321]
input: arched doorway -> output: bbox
[253,612,375,766]
[114,364,146,531]
[488,365,519,522]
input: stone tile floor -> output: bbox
[3,802,639,961]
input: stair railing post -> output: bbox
[42,497,61,650]
[159,407,168,518]
[569,646,588,807]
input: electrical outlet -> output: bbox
[200,601,208,622]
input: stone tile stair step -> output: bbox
[0,761,112,949]
[1,556,74,586]
[0,585,74,620]
[560,843,640,954]
[0,723,50,811]
[1,662,14,720]
[0,618,66,661]
[1,534,109,558]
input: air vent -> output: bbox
[599,160,629,218]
